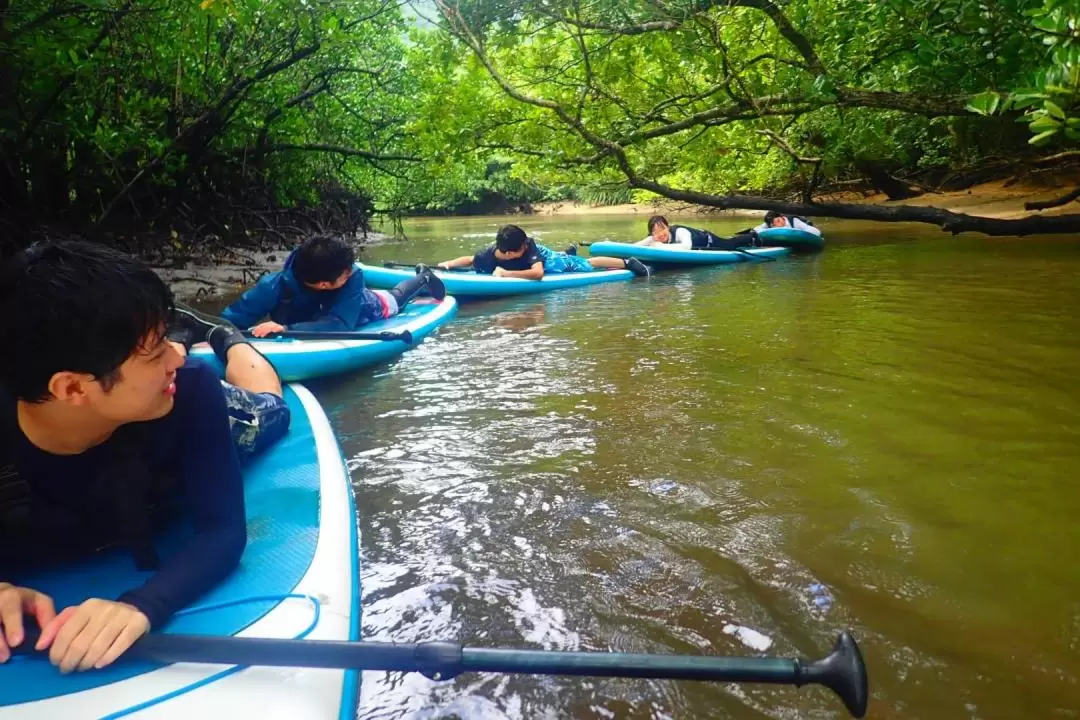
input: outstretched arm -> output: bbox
[438,255,474,270]
[495,261,544,280]
[220,274,281,328]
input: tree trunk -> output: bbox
[29,129,70,217]
[855,161,923,201]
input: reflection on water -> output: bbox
[315,217,1080,719]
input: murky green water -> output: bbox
[314,215,1080,719]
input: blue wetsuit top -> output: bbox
[3,359,246,629]
[220,249,384,331]
[472,239,550,274]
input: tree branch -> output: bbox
[256,78,333,147]
[232,143,419,162]
[733,0,824,75]
[835,87,974,116]
[1025,150,1080,167]
[23,0,135,138]
[441,0,1068,236]
[756,129,820,164]
[477,142,549,157]
[5,1,159,38]
[623,173,1080,236]
[535,0,825,74]
[1024,187,1080,212]
[98,40,321,223]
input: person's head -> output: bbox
[494,225,531,260]
[293,235,356,291]
[764,211,789,228]
[647,215,671,243]
[0,241,184,424]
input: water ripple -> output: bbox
[310,224,1080,720]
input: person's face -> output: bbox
[651,224,671,243]
[494,246,527,261]
[769,216,789,228]
[47,328,185,425]
[304,267,352,292]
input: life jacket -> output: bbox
[0,388,177,572]
[271,260,381,328]
[673,225,760,250]
[275,279,297,323]
[671,225,737,249]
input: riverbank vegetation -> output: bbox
[2,0,1078,250]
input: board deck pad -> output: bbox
[359,263,634,298]
[1,386,320,706]
[755,227,824,248]
[587,241,790,265]
[190,296,457,381]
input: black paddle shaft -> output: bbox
[382,262,470,273]
[16,630,868,717]
[242,329,413,344]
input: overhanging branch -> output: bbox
[1024,187,1080,212]
[533,0,825,75]
[625,174,1080,236]
[439,0,1075,236]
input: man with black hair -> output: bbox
[438,224,651,278]
[221,234,446,338]
[0,240,289,672]
[753,211,822,236]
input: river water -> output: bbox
[310,215,1079,719]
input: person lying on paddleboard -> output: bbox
[0,241,291,672]
[638,215,760,250]
[221,234,446,338]
[752,211,822,236]
[438,224,650,279]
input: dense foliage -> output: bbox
[0,0,420,246]
[424,0,1078,214]
[1,0,1077,241]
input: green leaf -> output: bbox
[1032,16,1065,34]
[965,91,1001,116]
[1028,129,1059,145]
[1009,91,1049,111]
[1030,114,1063,131]
[1044,100,1067,120]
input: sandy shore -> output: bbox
[817,179,1080,219]
[531,178,1080,220]
[531,200,759,217]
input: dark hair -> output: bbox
[495,225,529,252]
[292,235,356,285]
[763,211,783,225]
[647,215,669,234]
[0,241,175,402]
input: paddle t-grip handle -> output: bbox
[796,632,868,718]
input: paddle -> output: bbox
[16,630,868,717]
[242,329,414,344]
[381,262,471,273]
[730,247,777,262]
